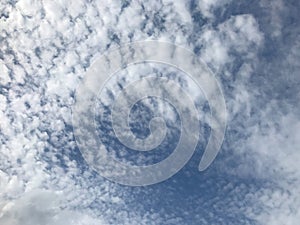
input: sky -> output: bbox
[0,0,300,224]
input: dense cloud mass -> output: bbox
[0,0,299,224]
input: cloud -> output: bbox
[0,190,107,225]
[259,0,285,37]
[1,0,300,224]
[199,14,263,73]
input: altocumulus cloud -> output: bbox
[0,0,300,224]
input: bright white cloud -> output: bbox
[1,0,299,224]
[0,190,107,225]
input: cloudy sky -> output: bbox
[1,0,300,224]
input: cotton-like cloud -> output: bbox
[1,0,299,224]
[0,190,107,225]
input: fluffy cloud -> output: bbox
[0,190,107,225]
[1,0,299,224]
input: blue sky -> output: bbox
[0,0,300,224]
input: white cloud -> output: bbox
[195,0,232,19]
[199,14,263,73]
[16,0,42,17]
[1,0,299,224]
[0,62,11,85]
[0,190,107,225]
